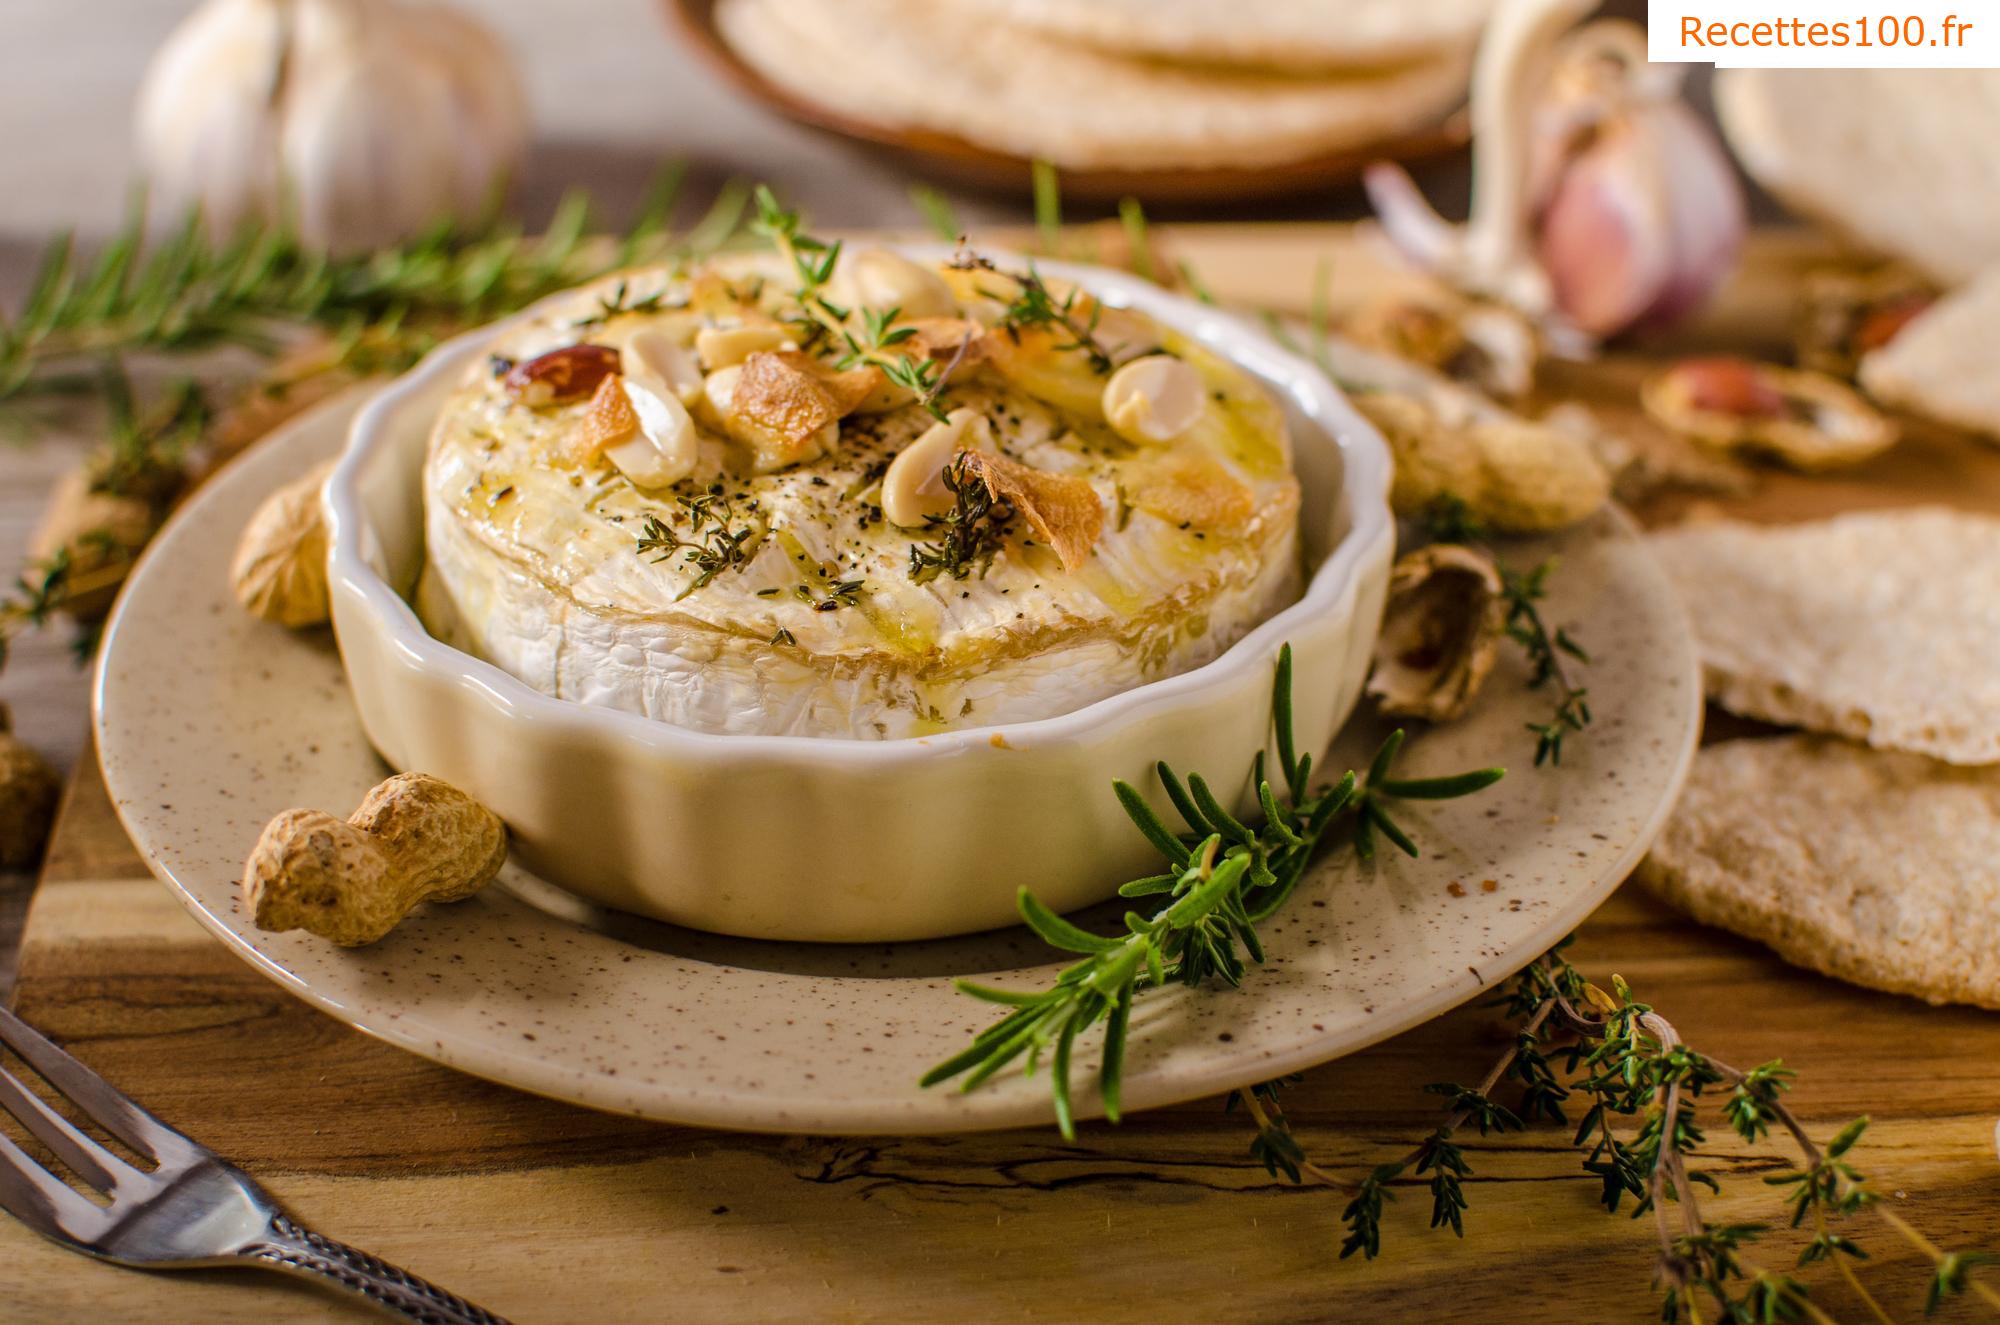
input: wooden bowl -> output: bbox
[663,0,1470,205]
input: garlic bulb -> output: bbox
[136,0,529,252]
[1365,0,1744,345]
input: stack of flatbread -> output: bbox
[713,0,1484,172]
[1641,508,2000,1008]
[1719,69,2000,445]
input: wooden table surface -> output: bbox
[7,225,2000,1325]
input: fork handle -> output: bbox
[241,1214,512,1325]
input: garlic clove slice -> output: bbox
[624,328,706,406]
[882,408,994,528]
[695,364,743,432]
[604,377,697,489]
[1093,307,1163,368]
[695,324,793,371]
[837,249,959,321]
[1103,355,1205,445]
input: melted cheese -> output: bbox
[418,255,1302,738]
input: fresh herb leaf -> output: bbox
[922,645,1504,1139]
[908,453,1011,585]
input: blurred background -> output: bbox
[0,0,1698,776]
[0,0,1673,240]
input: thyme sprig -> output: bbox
[749,187,958,422]
[948,249,1117,375]
[907,453,1011,585]
[922,645,1505,1139]
[1417,496,1595,766]
[635,486,764,599]
[1502,559,1593,766]
[1234,943,2000,1323]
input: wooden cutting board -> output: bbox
[8,225,2000,1324]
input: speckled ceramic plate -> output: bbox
[94,395,1700,1135]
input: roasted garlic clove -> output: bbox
[836,248,958,321]
[591,375,698,489]
[882,408,994,528]
[696,363,743,433]
[1641,356,1896,471]
[724,351,855,473]
[1102,355,1205,445]
[694,323,793,371]
[1367,544,1506,723]
[232,460,336,627]
[622,328,706,407]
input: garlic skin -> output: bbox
[1365,0,1744,345]
[1367,544,1506,724]
[135,0,529,253]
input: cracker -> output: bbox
[934,0,1494,72]
[715,0,1472,172]
[1860,266,2000,445]
[1638,736,2000,1009]
[1647,508,2000,766]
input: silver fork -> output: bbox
[0,1002,512,1323]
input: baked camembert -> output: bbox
[417,225,1302,738]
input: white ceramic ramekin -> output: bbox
[325,252,1394,942]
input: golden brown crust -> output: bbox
[901,318,989,365]
[731,351,846,459]
[569,374,639,465]
[770,350,883,415]
[959,450,1104,573]
[1125,450,1255,532]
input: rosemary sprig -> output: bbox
[0,169,740,415]
[0,550,79,673]
[922,645,1504,1139]
[1032,160,1063,257]
[635,487,764,599]
[908,185,964,245]
[92,364,206,501]
[1237,942,2000,1324]
[907,453,1011,585]
[574,277,667,329]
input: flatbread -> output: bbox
[1716,69,2000,285]
[1647,508,2000,766]
[1639,736,2000,1009]
[1860,266,2000,444]
[715,0,1472,172]
[933,0,1494,71]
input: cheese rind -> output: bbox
[419,256,1302,739]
